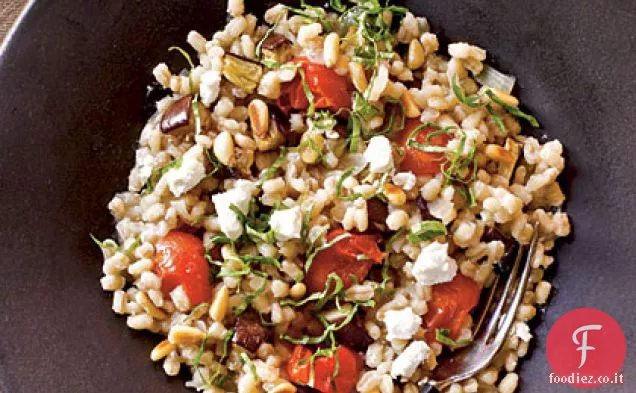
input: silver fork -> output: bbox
[420,224,540,393]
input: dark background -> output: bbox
[0,0,634,392]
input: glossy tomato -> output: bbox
[153,230,211,306]
[287,345,362,393]
[305,228,385,293]
[423,273,481,342]
[394,118,450,176]
[277,58,352,114]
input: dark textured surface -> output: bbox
[0,1,634,392]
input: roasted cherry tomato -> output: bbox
[423,273,481,342]
[305,228,385,293]
[287,345,362,393]
[394,118,450,176]
[153,230,211,306]
[277,58,353,114]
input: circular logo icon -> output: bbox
[546,308,626,388]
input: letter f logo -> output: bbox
[572,324,603,368]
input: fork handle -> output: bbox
[419,383,440,393]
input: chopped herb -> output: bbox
[192,333,211,386]
[185,302,209,323]
[485,90,540,128]
[435,328,472,348]
[298,67,315,117]
[233,272,268,315]
[257,148,287,187]
[408,220,447,243]
[304,232,352,273]
[451,74,483,108]
[255,20,279,59]
[329,0,347,13]
[245,225,275,244]
[220,328,235,361]
[353,92,379,121]
[239,352,259,381]
[348,113,362,153]
[141,157,183,196]
[486,103,506,133]
[90,234,118,250]
[281,324,334,345]
[376,98,405,136]
[209,234,232,245]
[379,229,404,291]
[287,0,333,32]
[280,273,343,310]
[312,110,337,130]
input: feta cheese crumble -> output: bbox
[269,206,303,242]
[390,340,430,379]
[384,307,422,341]
[363,135,394,173]
[199,70,222,106]
[412,241,457,286]
[211,185,253,240]
[165,145,206,197]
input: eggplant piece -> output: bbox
[160,95,211,135]
[260,103,296,149]
[222,53,263,93]
[233,314,271,353]
[367,198,389,233]
[334,314,373,352]
[415,195,436,221]
[261,33,293,64]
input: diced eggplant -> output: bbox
[367,198,389,233]
[160,95,210,135]
[498,138,521,183]
[415,195,436,221]
[233,314,271,353]
[222,53,263,93]
[261,33,292,64]
[334,314,373,352]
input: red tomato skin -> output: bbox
[153,230,211,306]
[423,273,481,342]
[277,58,353,114]
[305,228,385,293]
[394,118,450,176]
[286,345,362,393]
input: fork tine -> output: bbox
[491,223,540,346]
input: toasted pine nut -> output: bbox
[383,81,406,100]
[490,88,519,107]
[168,325,206,345]
[348,62,368,93]
[384,183,407,206]
[248,99,269,139]
[400,90,421,118]
[135,291,168,320]
[209,284,230,322]
[407,39,425,70]
[485,144,516,163]
[323,32,340,68]
[150,339,176,361]
[214,131,235,166]
[289,282,307,299]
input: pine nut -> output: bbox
[289,283,307,299]
[349,62,368,93]
[490,88,519,107]
[384,183,407,206]
[324,32,340,68]
[214,131,235,166]
[407,39,425,70]
[248,99,269,139]
[485,144,516,163]
[150,339,176,361]
[209,284,230,322]
[168,325,206,345]
[400,90,421,118]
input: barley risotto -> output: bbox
[93,1,570,392]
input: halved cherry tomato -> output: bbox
[277,58,353,114]
[305,228,385,293]
[423,273,481,343]
[153,230,211,306]
[287,345,362,393]
[394,118,450,176]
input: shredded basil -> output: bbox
[220,328,235,361]
[408,220,447,243]
[141,157,183,195]
[255,20,279,59]
[379,229,404,291]
[90,234,118,250]
[348,113,362,153]
[435,328,472,348]
[304,232,351,273]
[353,92,379,121]
[288,0,334,32]
[298,67,315,117]
[239,352,258,380]
[280,273,343,310]
[257,148,287,187]
[485,90,540,128]
[233,272,268,315]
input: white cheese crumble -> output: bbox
[384,307,422,341]
[390,340,430,379]
[211,185,253,240]
[363,135,394,173]
[269,206,303,242]
[392,171,417,191]
[165,145,206,197]
[412,241,457,286]
[199,70,222,106]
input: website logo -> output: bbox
[546,308,626,388]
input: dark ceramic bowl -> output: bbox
[0,1,634,392]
